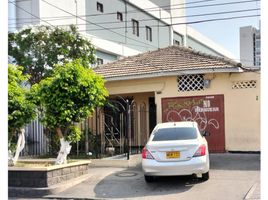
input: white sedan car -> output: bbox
[142,121,210,182]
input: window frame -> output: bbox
[146,26,152,42]
[117,12,123,21]
[173,40,180,46]
[97,2,103,13]
[132,19,139,37]
[97,58,104,65]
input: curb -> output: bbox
[90,154,141,168]
[244,182,260,200]
[9,173,92,198]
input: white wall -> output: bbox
[85,0,171,52]
[240,26,260,67]
[12,0,235,63]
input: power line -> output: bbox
[40,0,158,49]
[8,8,260,26]
[8,0,260,20]
[75,14,261,32]
[8,1,260,47]
[8,1,152,49]
[8,0,219,17]
[8,1,55,27]
[8,0,261,54]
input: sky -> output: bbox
[185,0,261,61]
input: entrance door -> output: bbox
[149,97,157,134]
[161,95,225,153]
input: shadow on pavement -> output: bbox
[93,166,204,199]
[209,153,260,171]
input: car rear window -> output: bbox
[152,127,197,141]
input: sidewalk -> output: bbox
[9,153,260,200]
[244,181,260,200]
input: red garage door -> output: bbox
[162,95,225,153]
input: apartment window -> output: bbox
[97,2,103,13]
[173,40,180,46]
[117,12,123,21]
[132,19,139,36]
[146,26,152,41]
[97,58,104,65]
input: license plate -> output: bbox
[166,151,180,159]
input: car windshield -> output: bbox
[152,127,197,141]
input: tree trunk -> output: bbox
[55,127,72,165]
[9,128,26,166]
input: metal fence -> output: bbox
[22,118,49,156]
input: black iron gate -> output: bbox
[100,97,134,159]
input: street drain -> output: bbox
[115,172,138,177]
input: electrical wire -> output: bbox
[8,0,261,61]
[8,8,260,26]
[73,14,261,32]
[8,0,260,19]
[8,1,55,27]
[40,0,158,49]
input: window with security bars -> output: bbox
[232,80,257,89]
[178,74,204,92]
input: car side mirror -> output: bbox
[202,131,210,137]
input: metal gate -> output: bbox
[162,94,225,153]
[98,96,149,158]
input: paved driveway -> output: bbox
[46,153,260,200]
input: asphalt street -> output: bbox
[41,153,260,200]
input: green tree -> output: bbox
[33,60,108,164]
[8,64,36,137]
[8,25,95,85]
[8,64,36,165]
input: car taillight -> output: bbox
[142,147,154,159]
[193,144,206,157]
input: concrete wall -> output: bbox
[85,0,171,52]
[95,50,118,64]
[187,36,226,57]
[240,26,254,67]
[240,26,261,67]
[13,0,235,63]
[104,72,260,151]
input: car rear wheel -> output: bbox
[144,175,154,182]
[201,172,209,181]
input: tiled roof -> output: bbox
[94,45,242,81]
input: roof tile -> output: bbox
[94,45,240,80]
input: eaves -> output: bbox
[103,67,243,82]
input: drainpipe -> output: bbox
[126,99,131,160]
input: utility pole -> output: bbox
[75,0,78,26]
[126,99,130,160]
[124,0,128,45]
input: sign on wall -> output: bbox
[162,95,225,152]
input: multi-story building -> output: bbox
[240,25,261,67]
[9,0,235,65]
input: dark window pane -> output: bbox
[152,127,197,141]
[146,26,152,41]
[97,58,103,65]
[132,19,139,36]
[97,2,103,13]
[117,12,123,21]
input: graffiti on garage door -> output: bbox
[162,95,225,153]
